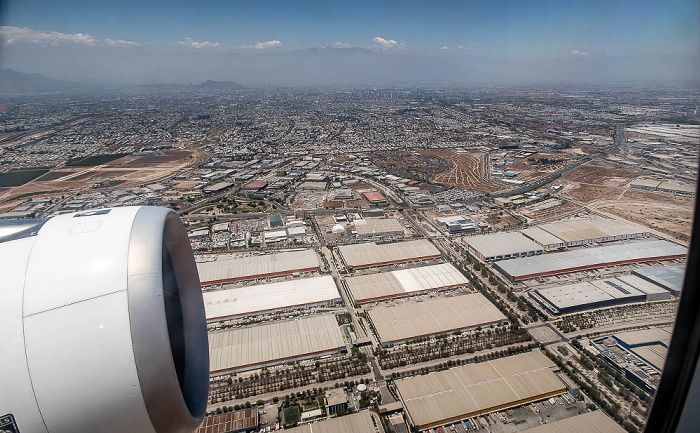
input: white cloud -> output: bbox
[570,49,589,56]
[104,38,141,47]
[324,41,351,49]
[439,46,449,50]
[0,26,97,46]
[458,45,470,50]
[235,40,283,50]
[371,36,405,51]
[174,37,221,49]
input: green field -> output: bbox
[283,405,301,425]
[0,169,50,187]
[66,153,129,167]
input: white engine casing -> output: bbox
[0,206,209,433]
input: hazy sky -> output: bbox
[1,0,698,85]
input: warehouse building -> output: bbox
[519,411,624,433]
[203,275,341,322]
[494,240,687,282]
[611,327,672,372]
[353,218,404,238]
[362,191,387,205]
[197,249,320,285]
[208,314,345,374]
[345,263,469,304]
[367,293,506,346]
[531,274,671,315]
[522,218,649,247]
[338,239,441,270]
[195,409,258,433]
[462,232,545,262]
[633,265,686,296]
[395,351,566,430]
[284,411,375,433]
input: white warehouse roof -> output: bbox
[346,263,469,303]
[463,232,544,260]
[203,275,340,322]
[367,293,506,344]
[495,240,687,281]
[196,249,320,284]
[338,239,440,269]
[208,314,345,374]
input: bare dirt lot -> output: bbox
[0,149,203,213]
[557,160,694,244]
[419,150,502,192]
[471,211,521,229]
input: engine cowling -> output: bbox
[0,206,209,433]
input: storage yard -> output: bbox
[367,293,506,346]
[283,411,375,433]
[208,314,345,374]
[203,275,341,322]
[519,410,624,433]
[196,249,320,285]
[494,240,687,282]
[462,232,545,262]
[395,351,566,430]
[337,239,441,270]
[345,262,469,304]
[531,274,672,315]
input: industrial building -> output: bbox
[531,274,671,315]
[362,191,387,205]
[338,239,441,270]
[196,249,320,285]
[345,263,469,304]
[208,314,345,374]
[435,215,478,234]
[367,293,506,346]
[462,232,544,262]
[195,409,258,433]
[611,327,672,372]
[395,351,566,430]
[284,411,375,433]
[203,275,341,322]
[520,411,624,433]
[521,218,649,248]
[633,265,686,296]
[494,240,687,282]
[353,218,404,238]
[593,326,673,394]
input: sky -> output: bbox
[1,0,698,85]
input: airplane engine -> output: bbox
[0,206,209,433]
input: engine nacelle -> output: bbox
[0,206,209,433]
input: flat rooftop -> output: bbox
[367,293,505,344]
[495,240,687,281]
[195,409,258,433]
[203,275,340,322]
[197,249,320,285]
[284,411,375,433]
[520,410,624,433]
[633,265,686,294]
[346,262,469,303]
[208,314,345,374]
[533,218,648,244]
[463,232,544,259]
[338,239,440,269]
[395,351,566,429]
[354,218,404,236]
[533,274,669,313]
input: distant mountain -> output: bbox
[194,80,243,90]
[0,69,84,94]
